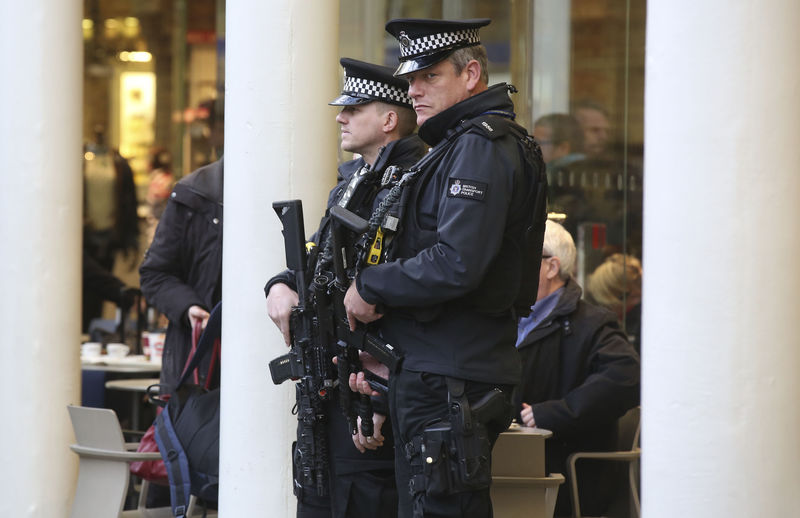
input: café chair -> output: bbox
[566,406,641,518]
[67,405,212,517]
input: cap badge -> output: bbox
[398,31,411,48]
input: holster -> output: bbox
[405,378,513,504]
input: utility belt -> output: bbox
[404,377,513,515]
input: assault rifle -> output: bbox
[268,200,331,498]
[268,200,401,495]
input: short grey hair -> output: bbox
[542,220,576,280]
[447,45,489,85]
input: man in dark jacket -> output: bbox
[516,220,640,517]
[140,158,223,389]
[344,18,546,518]
[265,58,424,518]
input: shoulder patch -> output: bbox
[447,178,488,201]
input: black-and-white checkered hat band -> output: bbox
[343,76,412,107]
[399,28,481,59]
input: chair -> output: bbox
[566,406,641,518]
[68,405,213,518]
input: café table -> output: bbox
[81,354,162,374]
[104,377,161,431]
[491,424,564,518]
[81,355,161,432]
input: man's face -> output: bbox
[533,125,556,163]
[335,102,386,158]
[574,107,611,157]
[403,60,472,126]
[537,255,555,302]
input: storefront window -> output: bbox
[82,0,222,326]
[83,0,223,184]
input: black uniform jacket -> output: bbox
[140,159,223,388]
[264,136,426,473]
[356,84,536,385]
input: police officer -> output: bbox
[344,19,546,517]
[265,58,425,518]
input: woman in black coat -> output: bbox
[140,159,223,388]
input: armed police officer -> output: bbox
[344,19,547,518]
[265,58,425,518]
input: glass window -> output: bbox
[339,0,646,346]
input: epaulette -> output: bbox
[466,113,523,141]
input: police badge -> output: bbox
[398,31,411,48]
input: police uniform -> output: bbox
[264,58,425,518]
[352,19,545,517]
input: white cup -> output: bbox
[81,342,102,358]
[106,343,130,358]
[148,332,166,363]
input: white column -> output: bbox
[532,0,571,117]
[643,2,800,517]
[0,1,83,516]
[221,1,339,516]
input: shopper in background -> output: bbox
[145,147,175,221]
[533,113,585,168]
[572,100,612,160]
[82,125,140,332]
[139,158,223,390]
[144,146,175,246]
[586,253,643,352]
[515,220,639,517]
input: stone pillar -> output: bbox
[0,1,83,515]
[510,0,571,129]
[643,2,800,517]
[220,1,339,515]
[531,0,571,117]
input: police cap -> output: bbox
[385,18,491,76]
[329,57,412,109]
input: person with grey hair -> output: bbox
[515,220,640,517]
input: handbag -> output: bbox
[130,318,209,483]
[129,406,168,483]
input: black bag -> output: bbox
[153,302,221,518]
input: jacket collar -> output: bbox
[179,157,224,205]
[517,278,584,348]
[548,278,583,319]
[373,135,426,172]
[338,135,427,178]
[417,83,516,146]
